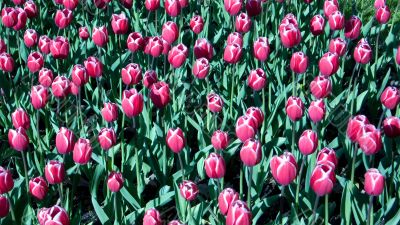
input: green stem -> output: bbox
[114,193,119,222]
[120,114,125,173]
[229,64,235,119]
[247,166,252,209]
[178,152,185,181]
[240,165,244,198]
[280,186,285,224]
[5,193,16,223]
[350,143,357,183]
[311,196,320,225]
[325,195,329,225]
[367,196,374,225]
[135,147,141,202]
[295,156,306,209]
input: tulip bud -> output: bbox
[193,38,213,60]
[77,27,89,41]
[162,21,179,44]
[121,63,142,85]
[168,44,188,68]
[329,37,346,56]
[166,128,185,153]
[45,160,65,184]
[63,0,79,10]
[218,188,239,215]
[37,206,70,225]
[54,9,73,29]
[56,127,75,154]
[38,68,53,87]
[298,130,318,155]
[235,115,257,142]
[0,53,15,72]
[0,39,5,53]
[310,163,336,196]
[178,0,188,8]
[192,58,210,79]
[246,0,262,17]
[227,32,243,47]
[24,29,38,48]
[111,13,129,34]
[143,208,162,225]
[31,85,48,109]
[380,86,400,110]
[84,56,103,78]
[376,5,391,24]
[51,76,70,98]
[211,130,229,150]
[144,36,164,58]
[24,1,38,18]
[69,82,79,96]
[190,15,204,34]
[319,52,339,76]
[29,177,48,200]
[270,152,297,185]
[13,7,27,31]
[107,172,124,192]
[50,36,69,59]
[204,153,226,178]
[323,0,339,17]
[165,0,181,17]
[92,26,108,47]
[279,23,301,48]
[145,0,160,11]
[179,180,198,201]
[240,139,262,166]
[246,107,264,128]
[38,35,51,54]
[290,51,308,74]
[101,102,119,123]
[253,37,270,61]
[11,108,30,129]
[358,125,382,155]
[383,116,400,137]
[150,81,170,107]
[328,10,344,30]
[310,15,325,36]
[247,68,266,91]
[364,168,385,196]
[396,45,400,65]
[127,32,145,52]
[70,64,87,86]
[285,96,304,121]
[226,200,252,225]
[207,93,223,113]
[98,128,117,150]
[310,75,332,99]
[235,13,252,33]
[316,147,338,168]
[0,167,14,194]
[27,51,44,73]
[224,0,242,15]
[224,43,242,64]
[354,39,372,64]
[73,138,92,165]
[168,220,184,225]
[344,16,362,40]
[122,88,144,117]
[1,7,17,28]
[374,0,386,8]
[308,99,325,123]
[161,38,171,55]
[0,195,9,218]
[347,115,370,142]
[8,128,29,151]
[143,70,158,88]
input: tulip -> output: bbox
[224,43,242,64]
[24,1,38,18]
[162,21,179,44]
[354,39,372,64]
[45,160,65,184]
[111,13,129,34]
[1,7,17,28]
[77,27,89,40]
[127,32,144,52]
[240,139,262,166]
[235,115,257,142]
[308,99,326,123]
[107,172,124,192]
[54,9,73,29]
[143,70,158,88]
[38,68,53,87]
[316,147,338,168]
[279,23,301,48]
[396,45,400,65]
[193,38,213,60]
[101,102,119,123]
[27,52,44,73]
[178,0,188,8]
[235,13,252,33]
[121,63,142,85]
[143,208,162,225]
[8,128,29,151]
[329,37,347,56]
[344,16,362,40]
[145,0,160,11]
[150,81,170,107]
[246,0,262,17]
[376,5,391,24]
[328,10,344,30]
[298,130,318,155]
[207,93,223,113]
[37,206,70,225]
[168,220,184,225]
[144,36,164,58]
[70,64,87,86]
[50,36,69,59]
[179,180,198,201]
[310,163,336,196]
[323,0,339,17]
[0,39,5,53]
[24,29,38,47]
[0,195,9,218]
[285,96,304,121]
[11,108,30,129]
[247,68,266,91]
[280,14,299,29]
[0,167,14,194]
[347,115,370,142]
[211,130,229,150]
[31,85,48,109]
[310,75,332,99]
[12,7,27,31]
[357,125,382,155]
[224,0,242,15]
[319,52,339,76]
[92,26,108,47]
[380,86,400,110]
[51,76,70,98]
[38,35,51,54]
[73,138,92,165]
[383,116,400,137]
[290,51,308,74]
[98,128,117,150]
[204,153,226,178]
[165,0,181,17]
[364,168,385,196]
[69,82,79,96]
[161,38,171,55]
[245,107,264,128]
[226,200,252,225]
[0,53,15,72]
[253,37,270,61]
[270,152,297,185]
[56,127,75,154]
[168,44,188,68]
[310,15,325,36]
[63,0,79,10]
[122,89,143,117]
[218,188,239,215]
[120,0,133,8]
[93,0,109,8]
[192,58,210,79]
[166,128,185,153]
[227,32,243,47]
[190,15,204,34]
[84,56,103,78]
[29,177,48,200]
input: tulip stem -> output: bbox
[324,195,329,225]
[367,196,374,225]
[311,196,320,225]
[295,155,306,210]
[58,183,64,207]
[280,186,285,224]
[374,25,381,79]
[114,193,119,222]
[229,64,236,119]
[350,143,357,183]
[240,165,244,198]
[134,146,141,203]
[120,114,125,173]
[178,152,185,181]
[247,166,252,210]
[5,193,16,223]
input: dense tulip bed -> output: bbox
[1,0,400,224]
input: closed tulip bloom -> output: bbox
[227,32,243,47]
[31,85,48,109]
[107,172,124,192]
[270,151,297,185]
[310,15,325,36]
[235,115,257,142]
[56,127,75,154]
[126,32,144,52]
[290,52,308,74]
[45,160,65,184]
[358,125,382,155]
[247,68,266,91]
[285,96,304,121]
[193,38,213,60]
[162,21,179,44]
[145,0,160,11]
[224,0,242,15]
[122,88,144,117]
[224,43,242,64]
[24,1,38,18]
[204,153,226,178]
[168,43,188,68]
[144,36,164,57]
[218,188,239,215]
[328,11,344,30]
[316,147,338,168]
[78,27,90,40]
[319,52,339,76]
[38,68,53,87]
[98,128,117,150]
[166,128,185,153]
[347,115,370,142]
[374,0,386,8]
[376,5,391,24]
[0,167,14,194]
[280,14,299,29]
[240,139,262,166]
[0,39,5,53]
[29,177,48,200]
[84,56,103,78]
[93,0,109,8]
[0,53,15,72]
[192,58,210,79]
[179,180,198,201]
[50,36,69,59]
[279,23,301,48]
[27,51,44,73]
[354,39,372,64]
[111,13,129,34]
[150,81,170,107]
[37,206,70,225]
[190,15,204,34]
[310,163,336,196]
[364,168,385,196]
[73,138,92,165]
[298,130,318,155]
[178,0,188,8]
[253,37,270,61]
[168,220,184,225]
[161,38,171,55]
[38,35,51,54]
[69,82,79,96]
[235,13,252,33]
[13,7,27,31]
[70,64,87,86]
[24,29,38,47]
[13,0,26,5]
[121,63,142,85]
[63,0,79,10]
[1,7,17,28]
[51,76,70,98]
[246,0,262,17]
[246,107,264,128]
[383,116,400,137]
[308,99,326,123]
[207,93,224,113]
[54,9,73,29]
[54,0,64,5]
[344,16,362,40]
[396,45,400,65]
[226,200,252,225]
[329,37,346,56]
[165,0,181,17]
[8,127,29,151]
[92,26,108,47]
[323,0,339,17]
[143,70,158,88]
[143,208,162,225]
[11,108,30,129]
[310,75,332,99]
[0,196,9,218]
[101,102,119,122]
[380,86,400,110]
[211,130,229,150]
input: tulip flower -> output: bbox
[329,38,347,56]
[0,195,10,218]
[328,10,344,30]
[285,96,304,121]
[107,172,124,192]
[290,52,308,74]
[211,130,229,150]
[224,0,242,16]
[298,130,318,155]
[150,81,170,108]
[344,16,362,40]
[24,29,38,47]
[270,152,297,186]
[190,15,204,34]
[310,75,332,99]
[192,58,210,79]
[144,37,164,58]
[253,37,270,61]
[11,108,30,129]
[27,51,44,73]
[226,200,252,225]
[50,36,69,59]
[227,32,243,47]
[224,43,242,64]
[127,32,145,52]
[8,128,29,151]
[54,9,73,29]
[316,147,338,168]
[73,138,92,165]
[310,163,336,196]
[122,63,142,85]
[308,99,326,123]
[29,177,48,200]
[380,86,400,110]
[376,5,391,24]
[143,70,158,88]
[0,53,15,72]
[63,0,79,10]
[84,56,103,78]
[145,0,160,11]
[235,115,257,142]
[92,26,108,47]
[245,107,264,128]
[318,52,339,76]
[235,13,252,33]
[323,0,339,17]
[0,167,14,194]
[166,128,185,153]
[310,15,325,36]
[357,125,382,155]
[38,35,51,54]
[31,85,48,109]
[218,188,239,215]
[247,68,266,91]
[101,102,119,123]
[246,0,262,17]
[193,38,213,60]
[24,1,38,18]
[204,153,226,179]
[168,43,188,68]
[354,39,372,64]
[347,115,370,142]
[45,160,65,184]
[179,180,198,201]
[240,139,262,166]
[37,206,70,225]
[383,116,400,137]
[165,0,181,17]
[1,7,17,28]
[111,13,129,34]
[39,68,54,87]
[13,7,27,31]
[143,208,162,225]
[98,128,117,150]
